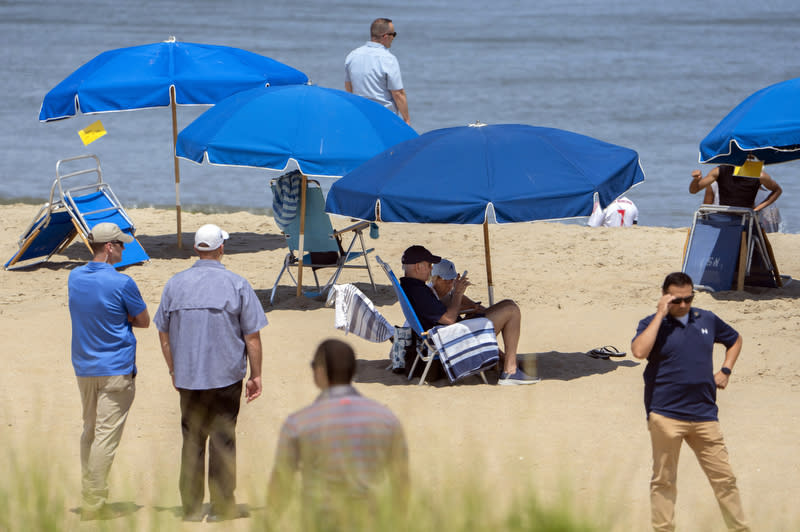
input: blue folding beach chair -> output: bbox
[375,255,498,385]
[5,154,149,270]
[269,176,376,304]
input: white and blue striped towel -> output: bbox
[271,171,302,233]
[430,318,499,382]
[330,284,393,343]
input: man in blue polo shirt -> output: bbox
[68,222,149,519]
[632,272,750,532]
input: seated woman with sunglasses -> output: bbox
[429,259,486,318]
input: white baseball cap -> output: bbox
[194,224,229,251]
[431,258,457,280]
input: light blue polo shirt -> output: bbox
[154,260,268,390]
[68,261,147,377]
[345,42,403,113]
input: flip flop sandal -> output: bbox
[590,345,626,358]
[585,349,610,360]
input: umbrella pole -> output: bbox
[483,221,495,306]
[170,85,183,248]
[296,173,308,297]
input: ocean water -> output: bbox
[1,0,798,231]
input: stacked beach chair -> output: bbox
[4,154,148,270]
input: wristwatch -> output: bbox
[720,367,732,375]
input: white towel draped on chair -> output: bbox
[430,318,499,382]
[329,284,393,343]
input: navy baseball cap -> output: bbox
[401,245,441,265]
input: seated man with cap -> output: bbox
[399,245,538,385]
[430,258,486,317]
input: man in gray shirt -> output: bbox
[155,224,267,522]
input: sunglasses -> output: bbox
[669,295,694,305]
[384,31,397,37]
[109,240,125,248]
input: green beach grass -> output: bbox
[1,440,609,532]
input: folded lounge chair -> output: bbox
[5,154,149,270]
[269,175,376,304]
[682,205,788,291]
[375,255,498,385]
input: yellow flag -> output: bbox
[733,160,763,178]
[78,120,107,145]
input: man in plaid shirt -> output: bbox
[267,339,408,529]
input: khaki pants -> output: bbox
[77,374,135,510]
[648,412,750,532]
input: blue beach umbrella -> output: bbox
[176,84,417,176]
[325,123,645,303]
[699,77,800,166]
[39,37,309,246]
[177,83,418,295]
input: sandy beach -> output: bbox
[1,202,799,530]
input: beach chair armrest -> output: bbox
[333,220,370,236]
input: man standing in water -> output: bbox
[345,18,410,124]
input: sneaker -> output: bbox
[498,369,540,385]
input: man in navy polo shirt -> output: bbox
[632,272,750,532]
[68,222,149,519]
[399,245,538,385]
